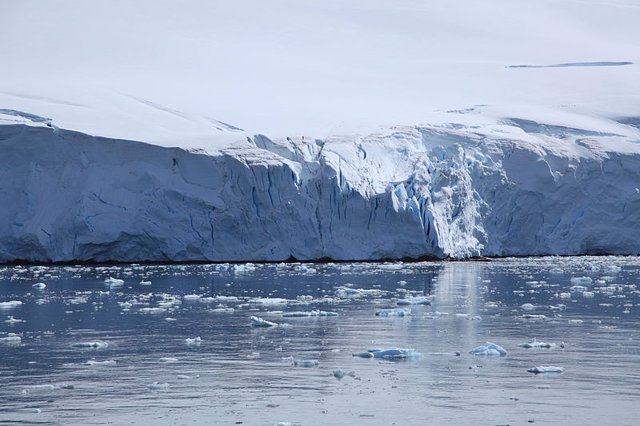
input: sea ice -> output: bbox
[293,359,319,367]
[375,308,411,317]
[4,316,25,324]
[469,342,507,356]
[85,360,117,366]
[0,333,21,344]
[396,296,431,306]
[32,282,46,290]
[517,339,555,349]
[185,337,202,346]
[528,366,565,374]
[71,341,109,349]
[148,382,170,390]
[104,277,124,286]
[251,316,277,327]
[0,300,23,309]
[353,348,421,360]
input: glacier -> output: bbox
[1,0,640,262]
[1,107,640,263]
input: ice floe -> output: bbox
[185,337,202,346]
[517,338,555,349]
[469,342,507,356]
[71,340,109,349]
[528,366,565,374]
[375,308,411,317]
[352,348,422,360]
[32,282,46,290]
[85,360,117,366]
[0,300,23,309]
[396,296,431,306]
[0,333,21,344]
[251,316,278,327]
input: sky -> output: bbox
[0,0,639,140]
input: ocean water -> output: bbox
[0,257,639,425]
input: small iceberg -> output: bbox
[570,277,592,285]
[528,366,565,374]
[183,294,201,302]
[293,359,319,367]
[85,360,117,366]
[32,282,47,290]
[517,338,555,349]
[139,280,152,285]
[71,340,109,349]
[104,277,124,286]
[281,310,338,317]
[332,369,356,380]
[185,337,202,346]
[0,300,23,309]
[251,316,277,327]
[521,303,535,311]
[375,308,411,317]
[4,316,25,324]
[148,382,170,390]
[469,342,507,356]
[159,357,179,363]
[352,347,421,360]
[0,333,21,345]
[396,296,431,306]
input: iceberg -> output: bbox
[71,340,109,349]
[517,339,555,349]
[250,316,277,327]
[0,301,23,309]
[353,348,421,360]
[0,333,22,345]
[469,342,507,356]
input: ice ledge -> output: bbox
[1,116,640,263]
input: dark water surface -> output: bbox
[1,257,639,425]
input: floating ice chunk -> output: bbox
[517,338,555,349]
[607,265,622,273]
[32,282,46,290]
[375,308,411,317]
[469,342,507,356]
[568,319,583,324]
[248,297,289,307]
[521,303,535,311]
[0,300,22,309]
[183,294,201,302]
[22,384,56,394]
[104,277,124,286]
[281,310,338,317]
[570,285,587,292]
[582,291,595,298]
[559,293,571,299]
[5,316,24,324]
[353,347,421,360]
[139,281,152,286]
[85,360,117,366]
[293,359,319,367]
[159,357,178,363]
[185,337,202,346]
[0,333,21,344]
[528,366,565,374]
[521,314,547,320]
[148,382,170,390]
[332,369,355,380]
[549,268,564,274]
[177,374,200,380]
[72,341,109,349]
[570,277,592,285]
[250,316,277,327]
[139,307,166,314]
[397,296,431,306]
[208,307,235,313]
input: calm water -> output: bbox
[0,257,639,426]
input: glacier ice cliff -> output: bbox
[1,111,640,262]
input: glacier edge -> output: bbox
[2,117,640,263]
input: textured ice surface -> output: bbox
[470,342,507,356]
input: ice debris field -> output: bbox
[1,0,640,262]
[1,256,639,424]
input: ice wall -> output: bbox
[1,116,640,262]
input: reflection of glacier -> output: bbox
[2,113,640,262]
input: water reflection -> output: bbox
[0,257,639,425]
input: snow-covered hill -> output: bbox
[1,0,639,261]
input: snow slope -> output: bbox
[0,0,639,261]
